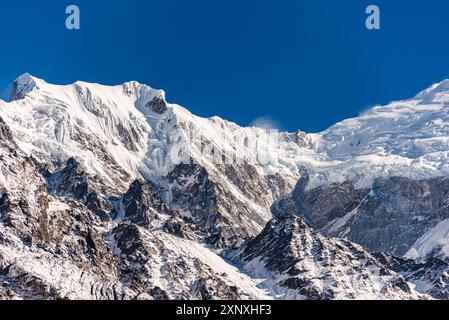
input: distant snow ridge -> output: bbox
[312,80,449,190]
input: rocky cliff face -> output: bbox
[46,157,114,222]
[107,224,270,300]
[121,180,173,227]
[0,116,122,299]
[164,163,285,247]
[0,118,49,244]
[274,173,449,256]
[232,215,449,300]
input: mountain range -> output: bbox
[1,73,449,300]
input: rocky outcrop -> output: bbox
[145,93,168,114]
[165,163,279,247]
[234,215,449,300]
[108,224,269,300]
[373,252,449,300]
[275,172,449,256]
[122,180,173,227]
[0,118,49,244]
[8,73,42,101]
[46,158,113,222]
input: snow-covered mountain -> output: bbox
[1,73,312,247]
[272,80,449,256]
[2,73,449,300]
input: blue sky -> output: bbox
[1,0,449,132]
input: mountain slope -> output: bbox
[0,115,123,299]
[231,215,449,300]
[0,125,272,299]
[271,80,449,256]
[232,215,418,300]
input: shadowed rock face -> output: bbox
[236,215,449,300]
[8,73,40,102]
[164,162,289,248]
[275,171,449,256]
[0,118,50,244]
[122,180,173,227]
[0,196,128,300]
[109,224,255,300]
[145,94,168,114]
[46,157,113,222]
[236,215,413,300]
[165,164,227,246]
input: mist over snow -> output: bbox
[249,116,282,131]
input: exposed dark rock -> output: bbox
[47,158,113,221]
[146,94,168,114]
[235,215,442,299]
[8,74,39,102]
[109,223,248,300]
[122,180,173,227]
[275,169,449,256]
[149,286,169,300]
[191,278,240,300]
[165,163,283,248]
[163,215,198,241]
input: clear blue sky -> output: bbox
[1,0,449,132]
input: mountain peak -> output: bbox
[414,79,449,102]
[9,73,45,102]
